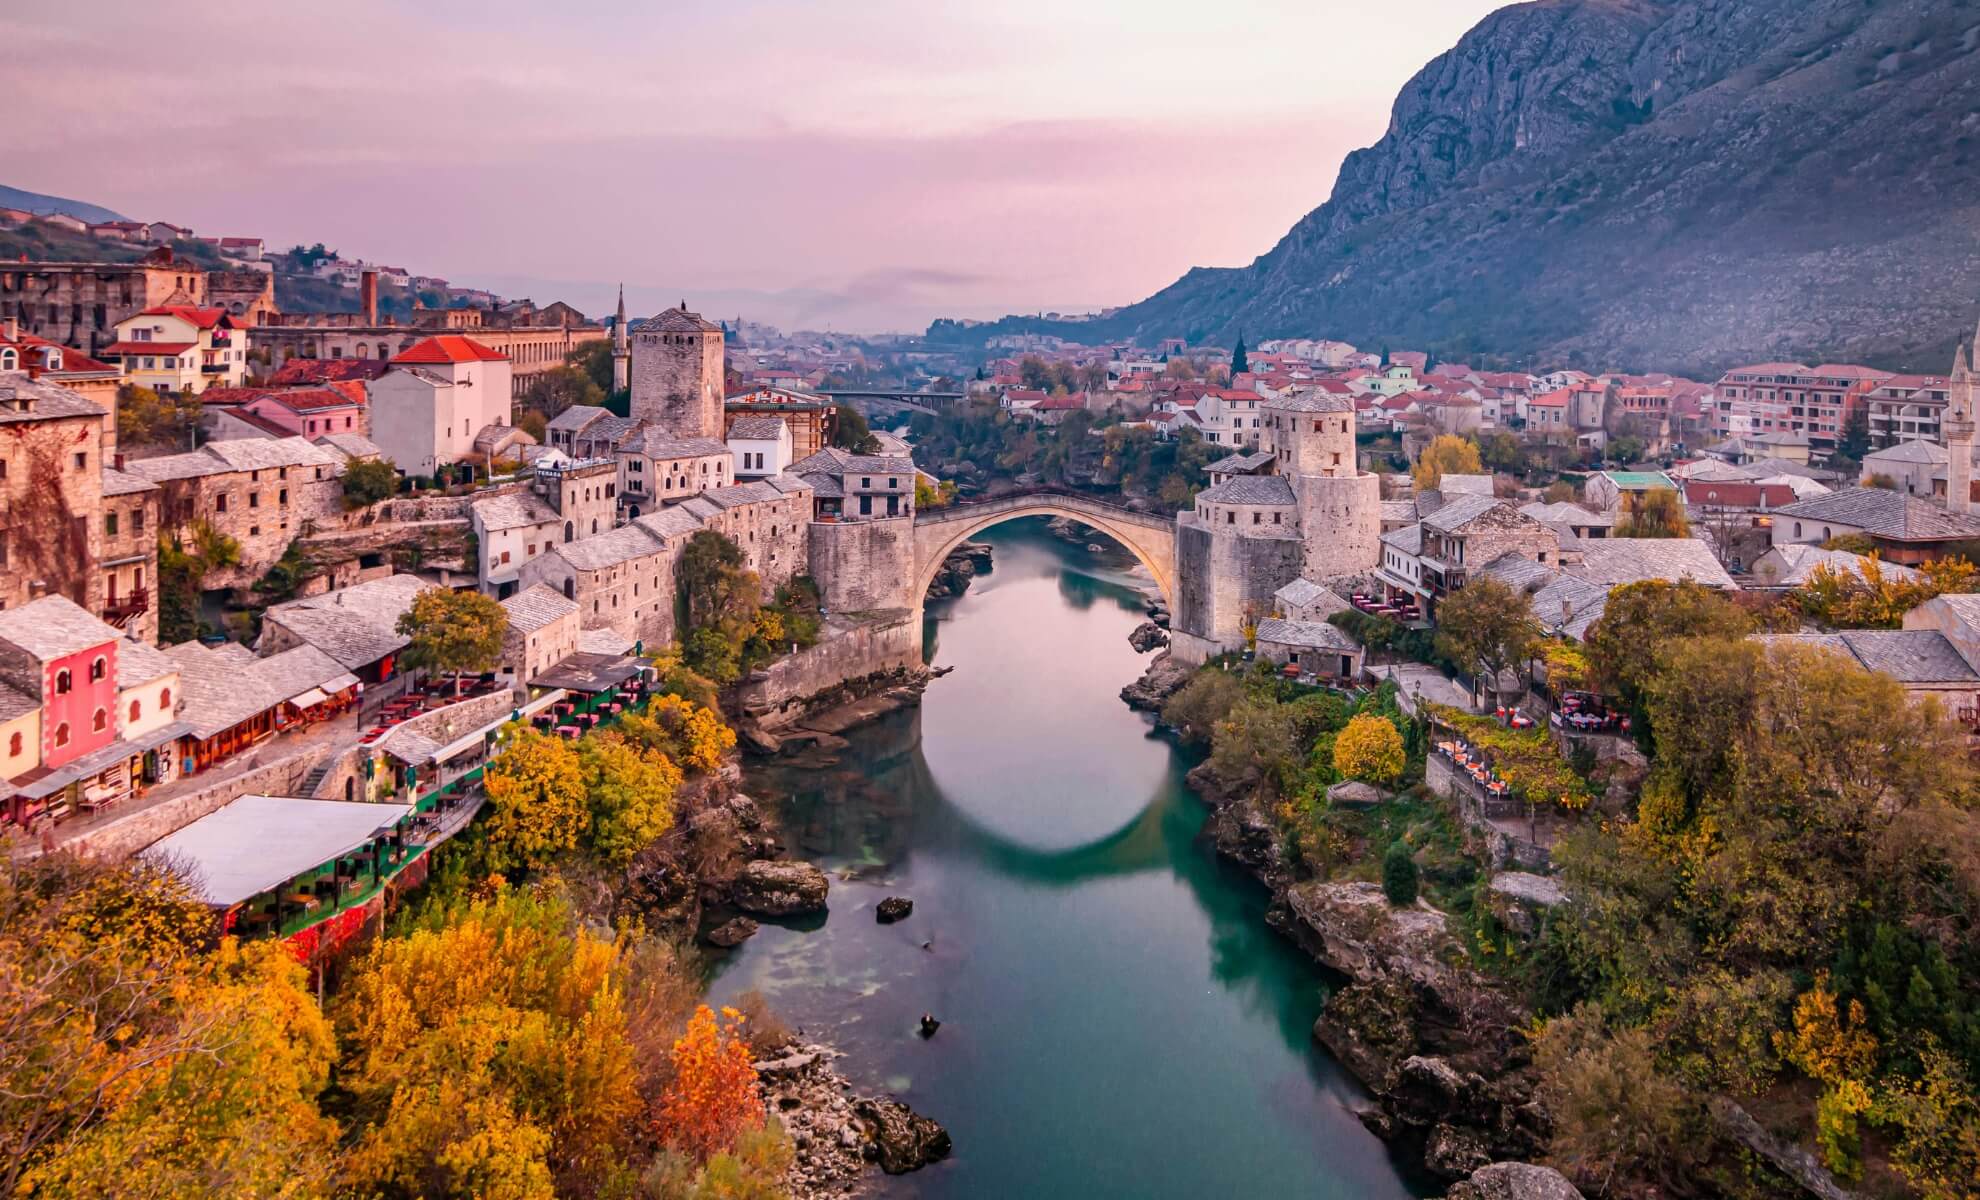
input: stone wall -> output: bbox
[810,518,915,612]
[1170,515,1303,653]
[59,743,334,861]
[735,609,921,728]
[1296,471,1383,579]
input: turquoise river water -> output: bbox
[710,518,1424,1199]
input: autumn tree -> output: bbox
[340,456,398,508]
[1334,713,1405,786]
[396,587,508,693]
[1614,487,1689,537]
[481,724,588,871]
[1433,576,1538,706]
[1582,579,1753,717]
[1411,434,1483,491]
[619,695,736,774]
[116,384,202,450]
[659,1005,765,1161]
[578,732,681,866]
[337,889,643,1198]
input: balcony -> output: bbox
[102,587,149,628]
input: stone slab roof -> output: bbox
[1774,487,1980,541]
[1570,538,1736,589]
[632,307,721,334]
[116,638,176,688]
[312,432,384,461]
[502,583,578,634]
[0,595,118,662]
[547,405,609,433]
[0,680,37,723]
[1266,391,1354,413]
[555,523,664,571]
[1419,493,1505,533]
[1759,630,1980,684]
[165,641,359,739]
[1750,544,1921,588]
[1197,474,1296,506]
[1519,501,1614,527]
[1865,440,1949,466]
[125,436,342,483]
[1274,577,1330,609]
[472,490,560,532]
[1206,450,1277,474]
[0,372,106,422]
[1439,474,1495,496]
[787,448,914,476]
[620,429,728,459]
[101,466,159,497]
[1380,523,1423,555]
[261,575,429,670]
[727,415,786,440]
[1255,617,1360,652]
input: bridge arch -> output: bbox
[911,489,1177,615]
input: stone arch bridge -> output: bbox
[912,487,1177,611]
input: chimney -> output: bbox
[360,270,379,325]
[113,452,125,470]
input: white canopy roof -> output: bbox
[143,794,413,906]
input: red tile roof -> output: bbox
[137,305,232,330]
[1684,481,1798,508]
[0,329,115,374]
[269,358,391,384]
[99,341,195,356]
[390,334,507,365]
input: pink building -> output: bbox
[0,597,120,770]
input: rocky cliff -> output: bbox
[958,0,1980,374]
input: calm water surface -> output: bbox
[710,519,1423,1199]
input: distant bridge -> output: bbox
[912,486,1177,611]
[819,389,969,419]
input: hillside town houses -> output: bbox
[13,195,1980,958]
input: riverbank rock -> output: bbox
[732,860,831,916]
[703,917,759,947]
[1120,652,1193,711]
[1485,872,1567,938]
[755,1044,874,1197]
[1445,1162,1585,1200]
[1281,882,1455,990]
[875,896,913,923]
[854,1097,953,1174]
[925,540,994,600]
[1127,621,1169,653]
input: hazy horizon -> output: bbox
[9,0,1505,333]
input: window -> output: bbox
[89,656,105,681]
[128,700,141,724]
[73,451,86,471]
[5,732,16,757]
[53,723,69,748]
[131,507,143,532]
[216,493,228,513]
[91,708,106,733]
[160,687,170,710]
[104,512,118,536]
[54,669,71,695]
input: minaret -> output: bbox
[611,284,630,393]
[1947,325,1977,513]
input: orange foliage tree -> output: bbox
[659,1005,764,1160]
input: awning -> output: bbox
[9,721,193,801]
[142,794,415,906]
[289,687,330,709]
[530,652,643,693]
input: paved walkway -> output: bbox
[1378,662,1480,715]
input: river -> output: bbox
[711,518,1424,1199]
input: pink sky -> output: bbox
[8,0,1504,331]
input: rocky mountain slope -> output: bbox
[952,0,1980,375]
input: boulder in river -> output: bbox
[703,917,759,947]
[854,1097,953,1174]
[1120,652,1193,711]
[1444,1162,1585,1200]
[1127,621,1169,653]
[876,896,913,923]
[731,860,831,916]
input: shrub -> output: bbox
[1382,840,1419,906]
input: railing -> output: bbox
[101,588,150,627]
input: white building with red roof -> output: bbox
[100,306,246,394]
[368,335,514,475]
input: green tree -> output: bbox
[1432,576,1538,706]
[1412,434,1483,491]
[1836,401,1872,464]
[1582,579,1753,717]
[1231,332,1248,377]
[340,457,398,508]
[1381,840,1419,906]
[830,404,880,453]
[395,587,508,693]
[522,364,604,422]
[115,384,202,450]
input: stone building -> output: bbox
[615,429,732,514]
[125,436,347,589]
[99,466,161,644]
[787,448,915,521]
[0,320,122,429]
[0,375,109,625]
[728,415,791,479]
[368,335,515,476]
[207,270,278,326]
[1169,387,1382,661]
[249,305,605,399]
[0,249,207,357]
[469,458,618,597]
[630,305,724,439]
[499,583,581,687]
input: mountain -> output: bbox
[944,0,1980,376]
[0,185,128,225]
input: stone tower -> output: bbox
[1266,390,1381,578]
[1947,325,1979,514]
[630,302,724,439]
[611,284,630,394]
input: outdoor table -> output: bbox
[556,724,578,737]
[290,893,321,914]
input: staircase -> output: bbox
[297,763,331,798]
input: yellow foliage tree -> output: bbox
[1412,434,1484,491]
[1333,713,1406,786]
[659,1005,765,1161]
[481,724,588,871]
[337,890,642,1198]
[623,695,737,775]
[1615,487,1689,538]
[578,731,682,866]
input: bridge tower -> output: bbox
[1267,391,1381,580]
